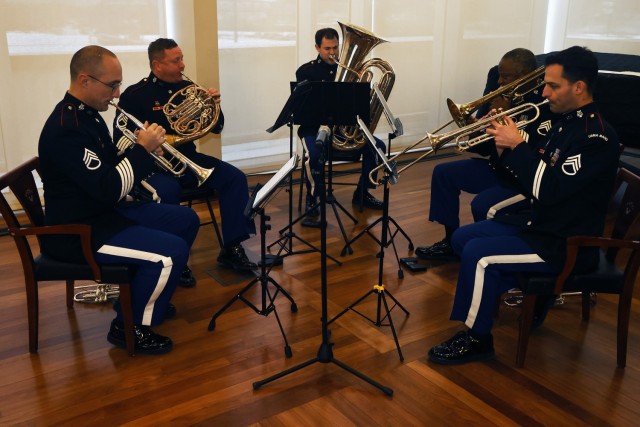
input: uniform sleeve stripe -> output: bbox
[518,129,529,143]
[116,136,134,154]
[532,160,546,198]
[115,158,134,200]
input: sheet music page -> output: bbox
[253,154,299,208]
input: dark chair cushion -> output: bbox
[34,254,134,283]
[518,252,624,296]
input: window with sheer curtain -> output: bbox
[1,0,639,176]
[0,0,165,175]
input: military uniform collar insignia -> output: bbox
[78,103,85,110]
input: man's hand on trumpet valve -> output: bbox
[485,114,524,154]
[136,122,167,153]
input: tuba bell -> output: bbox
[331,22,395,151]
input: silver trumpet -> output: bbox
[368,99,548,186]
[111,101,213,186]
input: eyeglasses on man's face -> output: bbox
[87,74,122,92]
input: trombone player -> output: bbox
[416,48,555,261]
[114,38,257,273]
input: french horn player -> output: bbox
[113,38,258,274]
[415,48,556,262]
[295,26,388,223]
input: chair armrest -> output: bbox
[9,224,102,282]
[554,235,640,294]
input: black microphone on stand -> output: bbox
[315,125,331,148]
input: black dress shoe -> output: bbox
[107,319,173,355]
[113,300,177,321]
[217,244,258,271]
[305,195,319,219]
[415,238,459,261]
[353,190,383,210]
[428,330,495,365]
[179,266,196,288]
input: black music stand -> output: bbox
[328,117,409,361]
[208,157,298,358]
[254,89,393,396]
[341,84,413,277]
[269,81,370,256]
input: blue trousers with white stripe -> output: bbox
[429,158,529,227]
[144,156,255,248]
[449,220,556,335]
[95,202,200,326]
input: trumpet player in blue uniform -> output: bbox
[38,45,200,355]
[114,38,257,273]
[428,46,620,365]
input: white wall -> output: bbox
[1,0,639,176]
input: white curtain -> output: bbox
[1,0,639,176]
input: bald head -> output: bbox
[70,45,117,81]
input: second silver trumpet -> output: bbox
[111,101,213,186]
[368,99,548,186]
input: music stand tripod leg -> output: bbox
[253,135,393,396]
[209,209,296,358]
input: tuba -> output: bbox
[162,73,222,147]
[331,22,395,151]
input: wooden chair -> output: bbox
[514,167,640,368]
[0,157,136,355]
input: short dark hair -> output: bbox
[314,28,339,46]
[148,38,179,68]
[502,48,537,75]
[70,45,116,80]
[545,46,598,94]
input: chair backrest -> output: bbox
[607,168,640,262]
[0,157,44,268]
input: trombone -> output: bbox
[368,99,548,186]
[111,101,214,186]
[447,65,545,127]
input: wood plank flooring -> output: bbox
[1,152,639,426]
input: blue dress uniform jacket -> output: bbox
[295,56,338,138]
[501,102,620,271]
[39,92,157,262]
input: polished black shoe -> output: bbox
[179,266,196,288]
[107,319,173,355]
[353,190,384,210]
[531,295,556,329]
[217,244,258,271]
[305,195,319,219]
[113,300,177,321]
[428,330,495,365]
[415,238,459,261]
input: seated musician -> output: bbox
[114,38,257,274]
[296,27,387,224]
[428,46,620,364]
[416,48,555,261]
[39,45,201,354]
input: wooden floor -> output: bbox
[1,152,639,426]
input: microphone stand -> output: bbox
[341,88,413,277]
[253,130,393,396]
[328,117,410,361]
